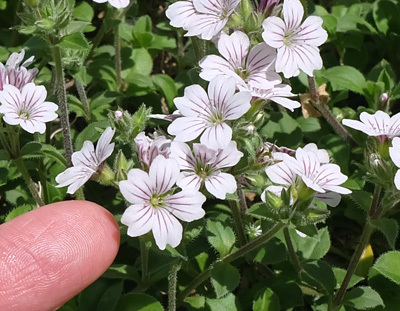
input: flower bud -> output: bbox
[264,190,284,211]
[379,93,389,105]
[297,181,315,202]
[95,164,115,186]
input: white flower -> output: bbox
[168,76,251,150]
[342,111,400,143]
[262,0,328,78]
[249,84,300,111]
[0,49,38,90]
[166,0,240,40]
[55,127,115,194]
[170,141,243,199]
[199,31,280,90]
[135,132,171,168]
[120,155,206,250]
[264,143,351,206]
[389,137,400,190]
[93,0,129,9]
[0,83,58,134]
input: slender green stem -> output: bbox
[284,227,303,276]
[332,186,381,309]
[0,131,14,159]
[52,44,73,167]
[13,157,45,206]
[236,179,248,213]
[114,20,122,93]
[168,261,181,311]
[229,200,248,247]
[177,222,285,304]
[307,76,357,147]
[75,80,91,121]
[140,236,151,287]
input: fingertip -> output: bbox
[0,200,120,311]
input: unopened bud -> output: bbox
[115,110,123,121]
[379,93,389,105]
[264,190,283,211]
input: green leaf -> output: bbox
[57,32,90,51]
[20,142,67,168]
[134,15,152,33]
[206,220,236,257]
[122,47,153,77]
[152,74,177,108]
[371,218,398,249]
[348,190,372,213]
[322,66,366,94]
[252,287,280,311]
[73,2,94,22]
[333,267,364,289]
[206,293,241,311]
[5,204,35,222]
[302,260,336,295]
[297,116,321,133]
[184,296,205,311]
[252,237,287,265]
[343,286,384,310]
[373,0,400,35]
[210,262,240,298]
[116,293,164,311]
[371,251,400,285]
[319,134,350,174]
[102,264,140,282]
[291,227,331,260]
[269,280,303,309]
[96,281,123,311]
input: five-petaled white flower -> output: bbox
[389,137,400,190]
[0,49,38,91]
[55,127,115,194]
[0,83,58,134]
[93,0,129,9]
[265,143,351,207]
[249,84,300,111]
[135,132,171,168]
[199,31,280,90]
[342,111,400,143]
[170,141,243,199]
[120,155,206,250]
[166,0,240,40]
[168,76,251,150]
[262,0,328,78]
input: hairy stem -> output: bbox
[13,157,45,206]
[114,20,122,93]
[229,200,248,247]
[52,44,73,167]
[307,76,357,147]
[177,222,285,304]
[168,261,181,311]
[332,186,381,309]
[75,80,90,120]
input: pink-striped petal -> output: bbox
[166,1,197,28]
[223,90,251,120]
[164,188,206,221]
[283,0,304,30]
[200,122,232,150]
[212,141,243,169]
[174,84,210,117]
[121,204,154,237]
[170,141,198,170]
[205,172,237,199]
[208,76,236,112]
[177,171,203,190]
[96,127,115,163]
[149,155,180,194]
[152,208,183,250]
[119,169,153,204]
[218,31,249,68]
[168,117,206,142]
[262,17,286,49]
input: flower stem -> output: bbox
[284,227,304,276]
[13,156,45,207]
[114,17,122,93]
[168,261,181,311]
[177,221,285,304]
[229,200,248,247]
[140,236,151,288]
[332,186,381,309]
[307,76,357,147]
[75,80,90,121]
[51,44,73,167]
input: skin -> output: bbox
[0,200,120,311]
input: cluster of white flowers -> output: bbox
[343,110,400,190]
[0,50,57,134]
[264,143,351,207]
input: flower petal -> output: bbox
[55,166,93,194]
[170,141,197,170]
[166,0,197,28]
[276,46,300,78]
[265,161,296,186]
[218,31,249,68]
[212,141,243,169]
[200,122,232,150]
[121,204,154,237]
[262,16,286,49]
[283,0,304,30]
[297,16,328,47]
[149,155,180,194]
[205,172,237,199]
[177,171,203,190]
[199,55,235,81]
[152,209,183,250]
[223,90,252,120]
[292,44,323,76]
[168,117,206,142]
[174,84,210,117]
[71,141,98,169]
[164,189,206,221]
[315,191,341,207]
[208,76,236,112]
[119,169,153,204]
[96,127,115,163]
[390,137,400,168]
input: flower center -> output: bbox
[18,110,30,120]
[283,31,295,47]
[196,165,211,179]
[235,67,249,80]
[149,194,163,208]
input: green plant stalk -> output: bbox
[332,186,381,309]
[140,236,150,288]
[52,45,73,167]
[168,261,181,311]
[75,80,90,120]
[35,133,49,205]
[307,76,357,147]
[13,156,45,206]
[114,20,122,93]
[0,131,14,159]
[229,200,248,247]
[177,221,285,304]
[284,227,304,276]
